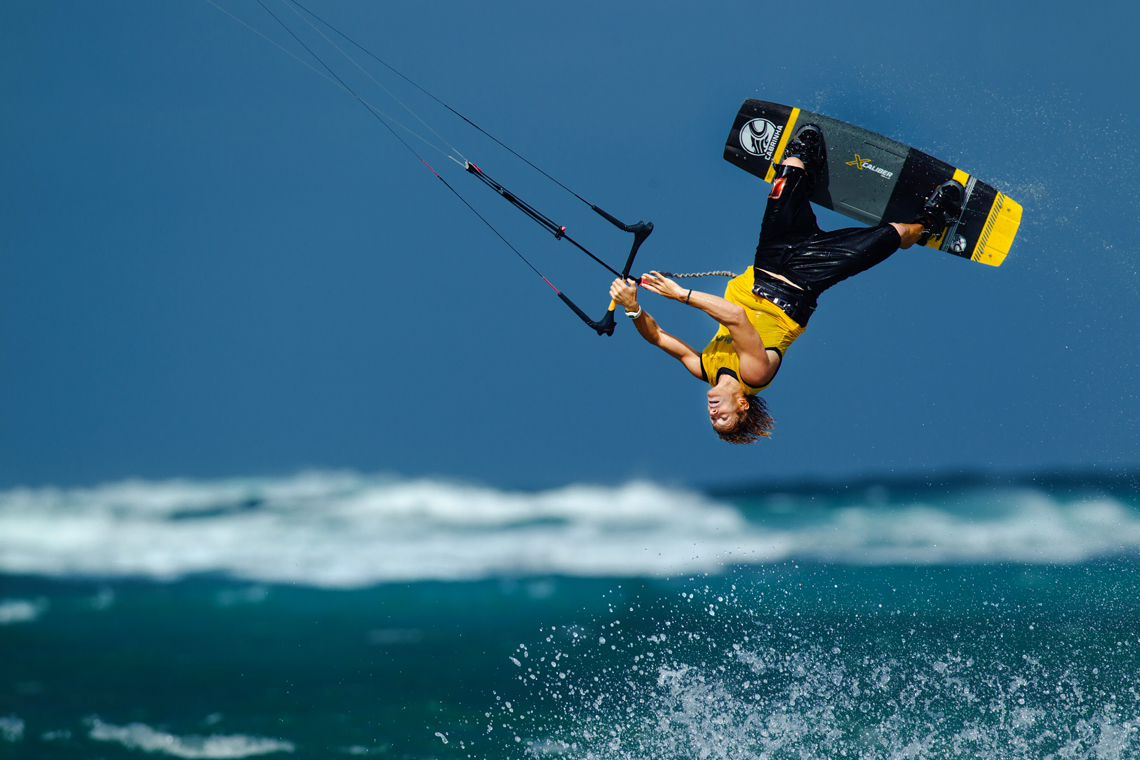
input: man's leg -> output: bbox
[784,223,904,297]
[753,161,821,292]
[756,161,819,246]
[772,163,920,248]
[754,123,828,278]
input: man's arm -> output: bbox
[610,279,704,379]
[638,272,777,388]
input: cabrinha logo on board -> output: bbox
[845,153,894,179]
[739,118,782,159]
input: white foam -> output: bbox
[0,473,1137,586]
[88,719,293,758]
[0,716,24,742]
[0,598,48,625]
[770,488,1140,565]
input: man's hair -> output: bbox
[715,394,774,445]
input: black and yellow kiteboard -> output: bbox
[724,100,1021,266]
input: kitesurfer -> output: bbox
[609,125,963,444]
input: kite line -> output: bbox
[207,0,653,336]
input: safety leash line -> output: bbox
[659,270,739,278]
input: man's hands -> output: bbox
[611,272,692,310]
[609,278,640,311]
[639,271,689,302]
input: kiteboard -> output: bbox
[723,100,1021,266]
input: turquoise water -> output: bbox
[2,471,1139,758]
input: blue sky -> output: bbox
[3,0,1139,489]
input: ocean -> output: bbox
[2,470,1139,759]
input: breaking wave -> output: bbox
[0,471,1137,586]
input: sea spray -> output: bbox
[485,576,1140,760]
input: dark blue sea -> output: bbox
[2,470,1140,759]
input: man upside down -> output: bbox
[609,124,963,444]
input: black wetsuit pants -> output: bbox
[752,163,902,326]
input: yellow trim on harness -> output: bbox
[971,192,1022,267]
[764,108,801,183]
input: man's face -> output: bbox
[707,386,743,432]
